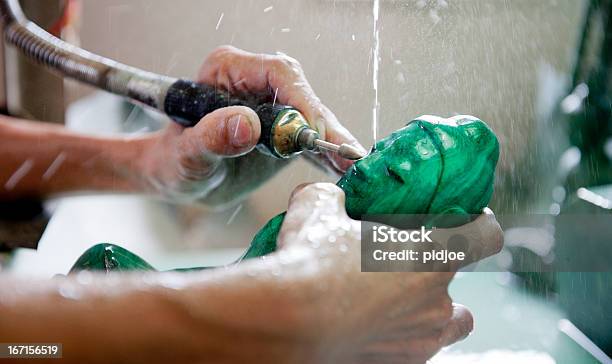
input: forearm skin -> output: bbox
[0,116,150,199]
[0,253,322,364]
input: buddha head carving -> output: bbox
[337,115,499,219]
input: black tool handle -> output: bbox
[163,79,290,154]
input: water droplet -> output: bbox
[76,271,93,285]
[58,284,81,300]
[215,13,224,30]
[549,203,561,215]
[456,117,476,126]
[552,186,566,202]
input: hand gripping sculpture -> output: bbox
[70,115,499,272]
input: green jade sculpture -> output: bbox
[70,115,499,273]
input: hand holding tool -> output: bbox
[0,0,365,160]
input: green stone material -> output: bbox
[69,243,154,273]
[70,115,499,272]
[240,213,287,259]
[240,115,499,258]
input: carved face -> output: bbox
[337,115,499,219]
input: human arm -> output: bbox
[0,183,502,363]
[0,46,365,205]
[0,116,145,199]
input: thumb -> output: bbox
[439,303,474,347]
[187,106,261,157]
[278,183,348,249]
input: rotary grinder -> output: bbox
[0,0,365,161]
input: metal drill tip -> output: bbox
[313,139,366,160]
[338,143,367,160]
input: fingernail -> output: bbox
[228,114,253,148]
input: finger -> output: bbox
[402,273,454,293]
[285,182,347,219]
[439,303,474,347]
[360,334,442,363]
[282,182,346,223]
[277,183,349,249]
[257,59,366,172]
[198,46,270,93]
[379,291,454,352]
[357,353,433,364]
[426,208,503,271]
[198,47,320,121]
[472,208,504,257]
[183,106,261,157]
[386,292,453,336]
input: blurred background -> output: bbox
[1,0,611,362]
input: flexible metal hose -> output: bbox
[0,0,176,111]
